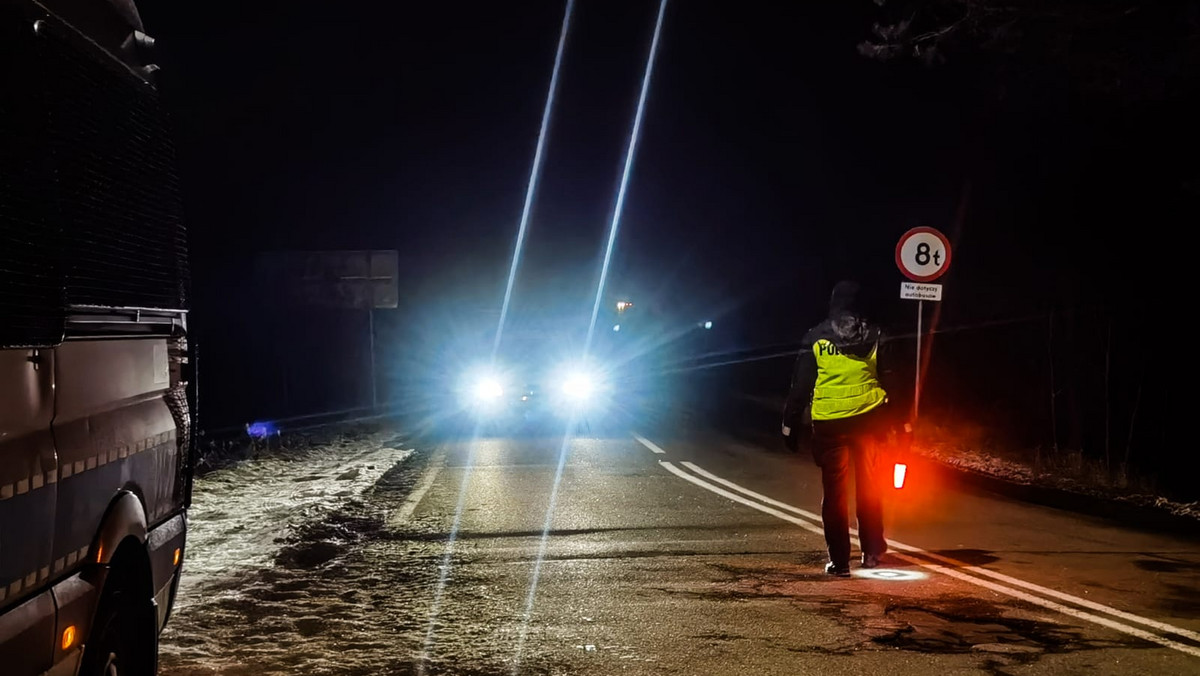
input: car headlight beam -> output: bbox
[561,372,595,400]
[474,377,504,401]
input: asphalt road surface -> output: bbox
[160,414,1200,675]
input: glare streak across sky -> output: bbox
[420,3,576,673]
[492,0,576,361]
[584,0,669,357]
[511,1,670,672]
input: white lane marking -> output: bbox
[887,549,1200,657]
[656,454,1200,658]
[906,547,1200,644]
[659,461,826,540]
[634,435,666,454]
[682,458,1200,645]
[394,454,444,524]
[682,461,823,522]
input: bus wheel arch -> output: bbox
[80,493,157,676]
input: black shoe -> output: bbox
[825,562,851,577]
[861,554,881,569]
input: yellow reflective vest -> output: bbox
[810,338,888,421]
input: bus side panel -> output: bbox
[0,350,58,615]
[0,591,55,674]
[51,339,179,574]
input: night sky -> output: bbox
[136,0,1198,455]
[137,2,983,331]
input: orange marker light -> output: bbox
[893,463,908,489]
[173,548,181,566]
[62,625,76,651]
[95,545,103,562]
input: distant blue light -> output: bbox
[612,324,621,332]
[704,321,713,330]
[245,421,277,439]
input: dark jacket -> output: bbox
[783,281,901,433]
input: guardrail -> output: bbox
[199,405,396,442]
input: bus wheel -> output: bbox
[80,559,156,676]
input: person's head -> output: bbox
[829,280,862,317]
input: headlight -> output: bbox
[473,377,504,401]
[561,372,595,400]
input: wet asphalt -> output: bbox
[159,408,1200,676]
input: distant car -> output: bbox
[460,358,612,435]
[430,309,667,437]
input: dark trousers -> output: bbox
[811,407,888,566]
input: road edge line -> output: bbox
[681,460,823,522]
[394,453,445,524]
[653,448,1200,657]
[683,458,1200,643]
[888,550,1200,657]
[659,460,825,540]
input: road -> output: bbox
[159,413,1200,675]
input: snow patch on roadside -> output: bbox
[176,429,413,609]
[738,392,1200,523]
[916,445,1036,485]
[913,443,1200,522]
[1115,495,1200,520]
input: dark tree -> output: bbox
[858,0,1200,102]
[854,2,1200,495]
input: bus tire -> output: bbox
[80,546,157,676]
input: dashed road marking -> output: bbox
[633,435,666,454]
[649,443,1200,659]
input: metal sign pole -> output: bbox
[895,227,950,491]
[368,308,378,410]
[914,300,922,421]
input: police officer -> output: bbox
[783,280,899,576]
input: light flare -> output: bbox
[492,0,576,361]
[513,2,669,673]
[420,3,575,672]
[511,423,576,675]
[583,0,669,358]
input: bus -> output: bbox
[0,1,192,674]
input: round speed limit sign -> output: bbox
[895,227,952,282]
